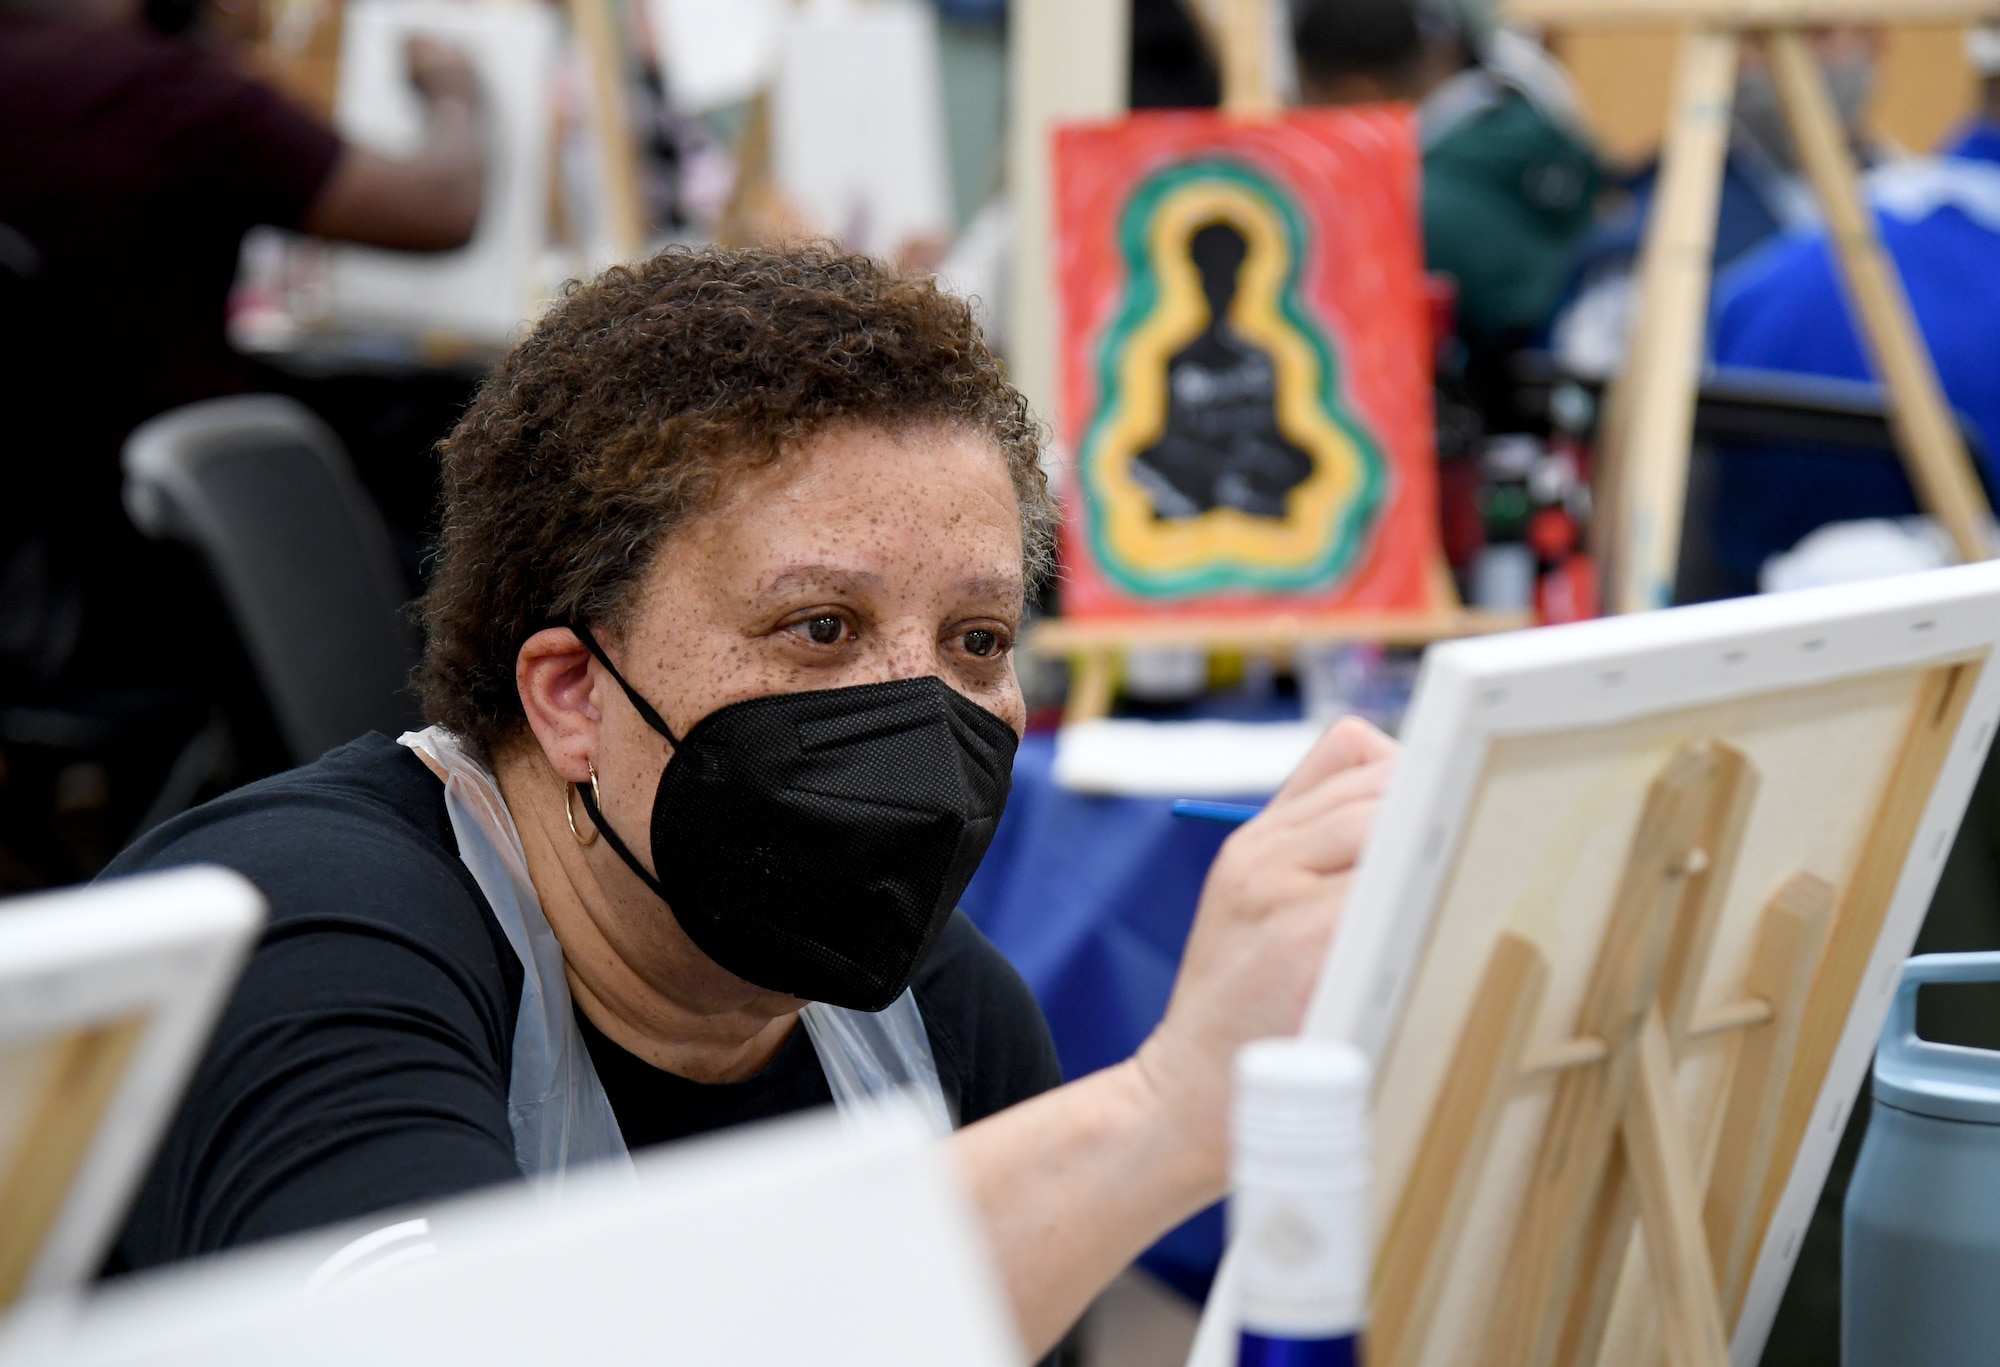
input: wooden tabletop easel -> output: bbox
[566,0,649,264]
[1503,0,2000,615]
[1367,656,1973,1367]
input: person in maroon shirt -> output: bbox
[0,0,485,845]
[0,0,484,424]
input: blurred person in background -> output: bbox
[1291,0,1601,429]
[1553,26,1887,377]
[1702,25,2000,593]
[0,0,484,881]
[1132,0,1221,109]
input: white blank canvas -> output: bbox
[322,0,558,344]
[649,0,785,113]
[9,1106,1022,1367]
[771,0,953,260]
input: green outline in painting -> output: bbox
[1080,157,1389,598]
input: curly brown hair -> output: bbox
[417,243,1053,757]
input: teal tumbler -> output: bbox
[1844,952,2000,1365]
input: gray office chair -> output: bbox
[122,395,421,765]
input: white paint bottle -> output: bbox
[1231,1038,1370,1367]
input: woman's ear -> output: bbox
[516,626,600,784]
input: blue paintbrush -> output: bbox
[1169,799,1266,825]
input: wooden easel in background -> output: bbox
[1502,0,2000,615]
[1030,0,1523,723]
[1370,657,1973,1367]
[566,0,649,264]
[1032,566,1511,723]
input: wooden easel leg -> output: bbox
[1220,0,1277,114]
[1552,1149,1639,1367]
[565,0,648,262]
[1581,886,1822,1367]
[1703,873,1835,1325]
[1064,649,1117,724]
[1661,743,1758,1037]
[1600,27,1740,615]
[1552,744,1757,1367]
[1766,29,1994,565]
[1624,1011,1731,1367]
[1372,932,1548,1367]
[1489,745,1722,1367]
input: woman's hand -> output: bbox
[1136,715,1398,1192]
[951,716,1396,1356]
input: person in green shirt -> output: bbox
[1292,0,1600,425]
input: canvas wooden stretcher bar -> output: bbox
[0,868,263,1312]
[1189,561,2000,1367]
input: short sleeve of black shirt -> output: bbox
[0,17,344,431]
[103,736,524,1272]
[0,19,342,236]
[148,38,344,229]
[103,734,1062,1275]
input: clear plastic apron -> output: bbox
[399,727,953,1184]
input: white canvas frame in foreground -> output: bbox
[5,1103,1021,1367]
[1193,561,2000,1367]
[0,867,264,1311]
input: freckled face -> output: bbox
[591,423,1028,812]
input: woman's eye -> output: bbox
[804,615,845,646]
[963,629,1001,658]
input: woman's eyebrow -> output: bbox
[758,564,886,596]
[954,573,1026,607]
[758,565,1021,598]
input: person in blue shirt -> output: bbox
[1704,37,2000,592]
[1553,27,1884,377]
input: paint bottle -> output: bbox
[1232,1038,1370,1367]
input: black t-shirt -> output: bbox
[101,733,1062,1273]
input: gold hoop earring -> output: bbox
[565,761,602,847]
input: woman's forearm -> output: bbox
[949,1058,1221,1359]
[949,720,1396,1358]
[301,49,484,252]
[414,91,484,236]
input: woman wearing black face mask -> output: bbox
[101,245,1394,1358]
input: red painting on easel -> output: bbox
[1053,109,1440,621]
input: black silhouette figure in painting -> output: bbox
[1131,220,1314,521]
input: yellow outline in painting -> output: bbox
[1088,182,1369,577]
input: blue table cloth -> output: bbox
[960,729,1250,1302]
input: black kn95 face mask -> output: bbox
[571,625,1018,1012]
